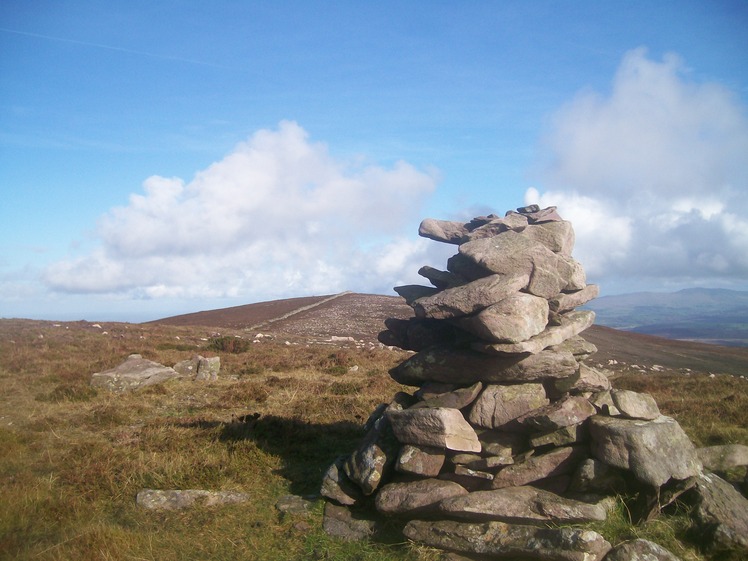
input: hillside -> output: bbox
[153,292,748,377]
[587,288,748,346]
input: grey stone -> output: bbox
[589,390,621,416]
[196,356,220,381]
[419,218,470,244]
[605,539,683,561]
[451,451,514,470]
[344,404,401,495]
[690,472,748,552]
[588,415,702,487]
[562,257,587,291]
[458,231,573,298]
[611,389,660,420]
[516,394,597,432]
[522,221,575,255]
[438,485,609,524]
[569,458,630,494]
[320,456,363,506]
[390,347,578,386]
[375,478,468,516]
[454,465,495,481]
[553,363,611,395]
[275,494,314,515]
[394,284,438,305]
[413,273,529,319]
[387,407,481,452]
[468,383,549,430]
[411,382,483,410]
[322,502,378,542]
[491,445,588,489]
[697,444,748,472]
[551,335,598,359]
[473,311,595,355]
[381,317,461,352]
[477,430,527,457]
[418,265,464,289]
[446,253,493,282]
[91,354,186,393]
[530,422,588,448]
[396,444,445,477]
[454,292,549,343]
[463,213,529,241]
[136,489,249,510]
[549,284,600,314]
[403,519,611,561]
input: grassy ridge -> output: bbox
[1,319,746,561]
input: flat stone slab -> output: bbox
[322,502,378,542]
[413,273,529,319]
[375,478,468,515]
[136,489,249,510]
[395,444,446,477]
[454,292,549,343]
[390,347,578,386]
[439,485,610,524]
[553,363,611,395]
[549,284,600,314]
[516,394,597,432]
[403,519,611,561]
[473,311,595,355]
[589,415,702,487]
[91,354,185,393]
[611,389,660,420]
[491,445,587,489]
[387,407,481,452]
[419,218,469,244]
[411,382,483,410]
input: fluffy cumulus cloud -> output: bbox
[527,48,748,292]
[44,121,440,301]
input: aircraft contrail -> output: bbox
[0,27,229,69]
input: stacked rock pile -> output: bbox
[320,205,747,560]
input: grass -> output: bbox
[0,318,746,560]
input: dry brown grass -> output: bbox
[1,318,746,561]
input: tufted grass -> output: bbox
[0,318,746,560]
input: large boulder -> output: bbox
[588,415,702,487]
[90,354,185,393]
[690,472,748,553]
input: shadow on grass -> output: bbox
[183,414,365,496]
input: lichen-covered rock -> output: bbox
[690,472,748,553]
[411,382,483,410]
[453,292,549,343]
[516,394,597,432]
[490,445,587,489]
[589,415,702,487]
[697,444,748,472]
[91,354,185,393]
[395,444,446,477]
[320,455,363,506]
[136,489,249,510]
[610,389,660,420]
[402,519,611,561]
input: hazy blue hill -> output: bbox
[586,288,748,346]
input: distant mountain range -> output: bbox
[585,288,748,347]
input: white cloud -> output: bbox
[44,121,439,301]
[529,48,748,291]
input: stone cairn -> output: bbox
[320,205,748,560]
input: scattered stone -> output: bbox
[275,494,315,515]
[136,489,249,510]
[91,354,185,393]
[403,519,611,561]
[174,355,220,381]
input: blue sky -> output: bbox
[1,1,747,322]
